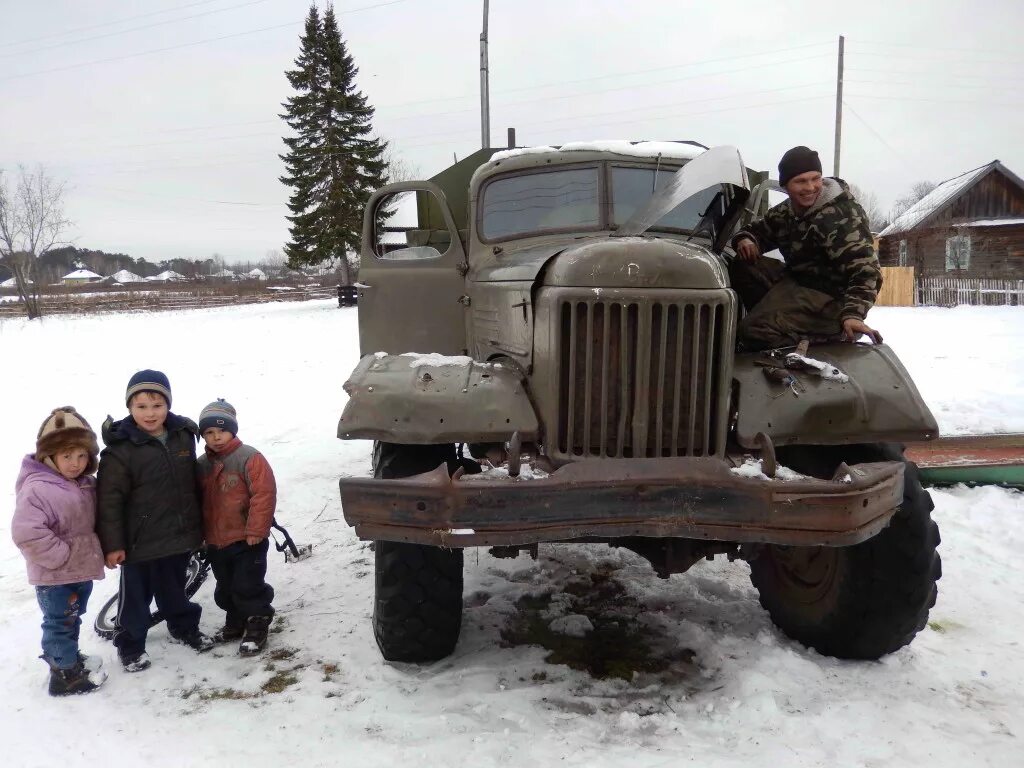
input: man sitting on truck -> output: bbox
[729,145,883,350]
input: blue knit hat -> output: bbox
[199,399,238,436]
[125,369,172,407]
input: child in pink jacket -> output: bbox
[12,407,107,696]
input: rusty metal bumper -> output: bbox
[339,457,904,548]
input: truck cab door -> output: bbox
[357,181,468,356]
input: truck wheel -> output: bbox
[371,442,464,662]
[748,443,941,660]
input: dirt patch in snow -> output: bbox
[500,563,697,682]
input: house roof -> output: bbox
[108,269,145,283]
[881,160,1024,236]
[952,217,1024,228]
[148,270,186,281]
[63,268,103,280]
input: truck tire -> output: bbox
[748,443,940,660]
[371,442,464,662]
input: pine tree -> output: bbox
[279,4,388,283]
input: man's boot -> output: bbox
[239,616,271,657]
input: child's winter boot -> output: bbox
[46,659,105,696]
[239,615,271,657]
[119,651,151,673]
[213,617,245,644]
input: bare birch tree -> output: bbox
[0,165,71,319]
[890,181,937,222]
[849,183,887,232]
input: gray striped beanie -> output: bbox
[125,369,172,407]
[199,399,238,436]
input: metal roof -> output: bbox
[880,160,1024,236]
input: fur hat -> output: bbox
[36,406,100,475]
[778,145,823,187]
[199,399,238,436]
[125,369,172,408]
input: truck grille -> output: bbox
[555,295,734,459]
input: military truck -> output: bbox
[337,140,941,664]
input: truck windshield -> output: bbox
[480,167,600,240]
[611,166,719,233]
[480,163,725,241]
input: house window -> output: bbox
[898,239,908,267]
[945,234,971,271]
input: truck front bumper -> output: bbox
[339,457,904,548]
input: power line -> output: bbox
[845,46,1024,68]
[489,54,833,112]
[0,0,274,59]
[0,0,415,82]
[493,41,833,97]
[850,39,1024,58]
[7,47,833,150]
[376,48,834,115]
[0,20,300,82]
[840,100,921,177]
[74,182,282,208]
[402,94,834,151]
[2,0,229,47]
[847,78,1020,94]
[847,66,1024,84]
[376,82,832,147]
[62,92,833,179]
[844,92,1024,108]
[10,78,832,156]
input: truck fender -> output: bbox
[733,343,939,448]
[338,353,539,444]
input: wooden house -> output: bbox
[878,161,1024,279]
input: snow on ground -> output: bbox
[0,301,1021,767]
[870,305,1024,435]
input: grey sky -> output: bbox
[2,0,1022,264]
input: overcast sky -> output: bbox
[2,0,1022,264]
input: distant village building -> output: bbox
[62,268,104,285]
[104,269,146,284]
[247,268,267,281]
[209,268,237,280]
[878,160,1024,279]
[147,270,187,282]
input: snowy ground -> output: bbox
[0,301,1021,767]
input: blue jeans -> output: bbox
[35,581,93,670]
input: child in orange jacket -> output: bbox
[196,400,277,656]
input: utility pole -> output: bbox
[480,0,491,149]
[834,34,844,176]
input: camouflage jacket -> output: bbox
[733,178,881,321]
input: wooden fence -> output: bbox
[0,286,336,317]
[876,266,916,307]
[918,277,1024,307]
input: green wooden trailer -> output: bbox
[905,434,1024,488]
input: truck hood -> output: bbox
[539,237,729,290]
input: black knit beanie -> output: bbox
[778,146,822,186]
